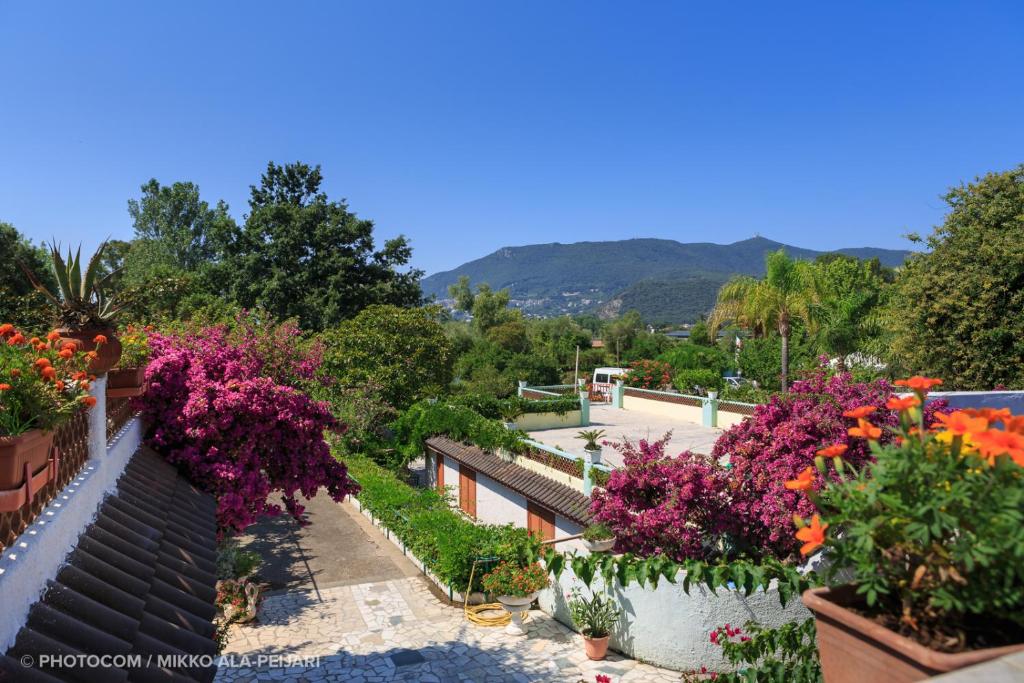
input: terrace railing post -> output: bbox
[612,380,624,409]
[88,375,108,460]
[578,390,590,426]
[582,459,593,496]
[517,380,528,397]
[702,391,719,428]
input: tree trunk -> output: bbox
[780,320,790,392]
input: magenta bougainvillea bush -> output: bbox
[591,368,949,561]
[590,436,734,560]
[138,318,357,533]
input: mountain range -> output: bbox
[421,236,911,324]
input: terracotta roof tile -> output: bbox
[4,447,219,683]
[426,436,594,526]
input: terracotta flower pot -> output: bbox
[57,328,122,375]
[803,585,1024,683]
[0,429,55,491]
[584,635,610,660]
[107,366,147,397]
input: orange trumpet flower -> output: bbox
[796,515,829,556]
[842,406,877,419]
[848,418,882,440]
[784,466,815,491]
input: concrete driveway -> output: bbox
[525,403,723,468]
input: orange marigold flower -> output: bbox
[60,340,77,351]
[886,395,920,411]
[41,366,57,381]
[796,514,828,556]
[817,443,848,458]
[46,330,60,341]
[80,382,91,392]
[843,406,877,419]
[58,348,74,359]
[0,323,13,336]
[34,358,51,368]
[848,418,882,440]
[92,334,108,345]
[963,407,1012,424]
[1003,416,1024,434]
[86,351,98,360]
[10,369,22,377]
[7,333,26,345]
[784,466,815,491]
[55,380,65,391]
[72,371,88,381]
[80,395,97,408]
[972,429,1024,467]
[933,411,989,436]
[894,376,944,392]
[0,383,11,391]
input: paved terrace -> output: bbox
[218,493,679,683]
[527,403,722,468]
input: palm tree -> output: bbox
[709,250,818,391]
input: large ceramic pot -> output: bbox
[583,538,615,553]
[107,366,147,397]
[584,635,610,661]
[0,429,54,491]
[57,328,121,375]
[497,592,538,636]
[803,586,1024,683]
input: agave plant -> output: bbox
[22,241,125,329]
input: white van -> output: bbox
[590,367,627,402]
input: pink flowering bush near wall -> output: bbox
[138,321,357,533]
[592,368,949,561]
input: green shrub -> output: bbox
[391,400,527,465]
[673,368,723,395]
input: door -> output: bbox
[526,501,555,541]
[435,453,444,492]
[458,465,477,517]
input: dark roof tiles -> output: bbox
[426,436,594,525]
[4,447,219,683]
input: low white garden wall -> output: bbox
[622,393,704,425]
[537,561,810,672]
[717,409,748,429]
[513,410,583,431]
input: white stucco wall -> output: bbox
[554,515,586,553]
[442,458,460,503]
[474,473,529,527]
[717,410,748,429]
[537,562,810,672]
[622,394,704,425]
[514,410,583,431]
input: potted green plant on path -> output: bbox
[576,429,606,465]
[790,377,1024,682]
[107,325,151,397]
[481,561,550,636]
[581,522,615,553]
[567,587,621,660]
[0,323,94,506]
[22,241,125,374]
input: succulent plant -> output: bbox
[576,428,607,451]
[21,241,125,329]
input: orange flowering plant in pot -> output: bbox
[0,323,95,499]
[789,377,1024,683]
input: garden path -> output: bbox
[218,497,682,683]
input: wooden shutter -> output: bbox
[435,453,444,492]
[526,501,555,541]
[458,465,477,517]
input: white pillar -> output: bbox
[88,375,107,460]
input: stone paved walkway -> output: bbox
[216,499,681,683]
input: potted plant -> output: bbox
[107,325,150,397]
[581,522,615,553]
[481,561,550,636]
[22,241,126,374]
[790,377,1024,682]
[499,400,525,429]
[0,324,94,503]
[567,587,622,660]
[576,429,606,464]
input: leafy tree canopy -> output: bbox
[887,164,1024,389]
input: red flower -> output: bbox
[842,406,876,419]
[93,334,108,345]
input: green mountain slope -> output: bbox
[421,236,910,323]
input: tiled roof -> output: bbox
[1,447,220,683]
[426,436,594,526]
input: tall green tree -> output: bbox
[0,221,55,330]
[886,165,1024,389]
[228,162,422,330]
[808,254,892,364]
[447,275,518,332]
[603,310,644,362]
[710,250,817,391]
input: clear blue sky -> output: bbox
[1,1,1021,275]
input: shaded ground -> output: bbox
[236,492,418,596]
[527,403,722,468]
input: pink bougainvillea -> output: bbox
[592,367,949,561]
[137,319,357,533]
